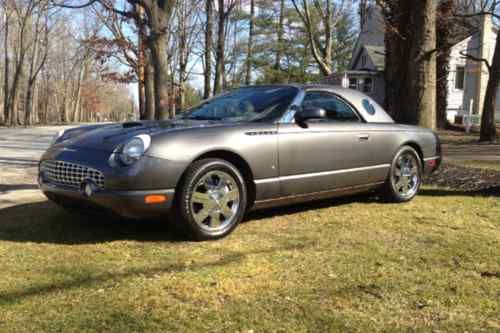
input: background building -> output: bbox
[324,5,500,124]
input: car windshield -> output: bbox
[180,86,299,122]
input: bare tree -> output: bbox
[203,0,213,99]
[2,2,11,123]
[275,0,285,70]
[56,0,175,119]
[4,0,38,125]
[175,0,200,111]
[213,0,236,94]
[25,4,49,125]
[455,0,499,142]
[244,0,254,85]
[291,0,346,76]
[479,30,500,142]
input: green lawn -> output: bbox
[1,188,499,332]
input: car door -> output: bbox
[278,90,389,197]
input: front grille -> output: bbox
[40,160,104,189]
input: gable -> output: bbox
[351,45,384,71]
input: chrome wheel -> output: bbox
[392,153,420,198]
[189,170,241,232]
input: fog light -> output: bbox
[145,195,167,204]
[81,181,97,197]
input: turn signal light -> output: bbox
[145,195,168,204]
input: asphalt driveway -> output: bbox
[0,125,76,208]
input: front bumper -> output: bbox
[40,182,175,219]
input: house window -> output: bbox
[348,77,375,93]
[349,78,358,90]
[455,66,465,90]
[362,77,373,93]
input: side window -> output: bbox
[302,91,360,122]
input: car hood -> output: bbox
[56,119,223,152]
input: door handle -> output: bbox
[357,134,370,141]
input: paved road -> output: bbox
[0,125,77,168]
[442,143,500,161]
[0,125,78,208]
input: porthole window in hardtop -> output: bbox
[362,98,376,115]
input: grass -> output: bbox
[0,188,499,332]
[448,160,500,172]
[438,130,479,145]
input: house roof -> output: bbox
[348,4,488,72]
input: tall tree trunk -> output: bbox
[204,0,213,99]
[244,0,255,85]
[382,0,436,129]
[25,83,35,125]
[138,66,146,119]
[25,25,41,126]
[148,0,174,120]
[436,0,454,129]
[72,61,87,123]
[412,0,437,129]
[144,59,155,120]
[479,30,500,143]
[274,0,285,70]
[32,83,38,124]
[213,0,225,95]
[8,63,24,126]
[178,1,188,111]
[3,8,10,124]
[137,5,146,119]
[11,91,19,126]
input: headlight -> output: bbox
[51,130,65,145]
[115,134,151,166]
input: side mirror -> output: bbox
[294,107,327,126]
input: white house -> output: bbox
[324,5,500,124]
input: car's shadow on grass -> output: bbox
[2,187,495,246]
[0,194,380,245]
[0,200,185,245]
[245,193,380,222]
[419,186,500,197]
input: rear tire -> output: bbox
[173,158,247,241]
[380,146,422,203]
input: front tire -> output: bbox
[173,158,247,241]
[381,146,422,203]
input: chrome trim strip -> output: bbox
[423,156,440,161]
[254,163,390,185]
[252,181,384,210]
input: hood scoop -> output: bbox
[122,121,144,128]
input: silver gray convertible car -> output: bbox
[39,85,441,240]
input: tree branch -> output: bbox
[459,50,492,73]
